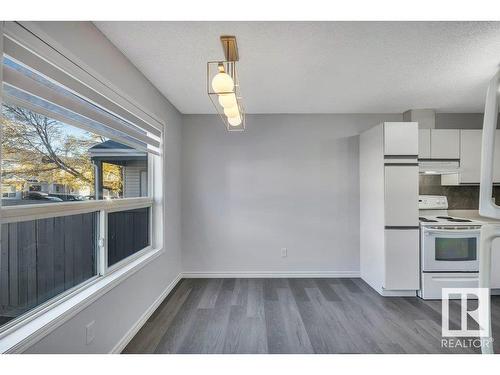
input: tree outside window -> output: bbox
[1,105,124,204]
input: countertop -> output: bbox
[448,210,500,224]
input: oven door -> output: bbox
[422,227,480,272]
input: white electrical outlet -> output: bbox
[281,248,287,257]
[86,320,96,345]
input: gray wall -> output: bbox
[19,22,183,353]
[181,113,402,275]
[435,113,500,129]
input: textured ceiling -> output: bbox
[95,21,500,114]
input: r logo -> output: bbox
[442,287,490,338]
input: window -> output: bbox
[1,104,149,205]
[0,26,163,332]
[0,212,98,327]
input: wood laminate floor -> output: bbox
[123,278,500,354]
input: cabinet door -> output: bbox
[491,237,500,289]
[459,130,500,184]
[418,129,431,159]
[430,129,460,159]
[384,122,418,156]
[460,129,481,183]
[384,165,419,227]
[384,229,419,290]
[494,131,500,184]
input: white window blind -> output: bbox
[2,33,162,155]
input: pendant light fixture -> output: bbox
[207,36,245,131]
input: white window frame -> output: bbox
[0,21,165,349]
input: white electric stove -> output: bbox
[418,195,483,299]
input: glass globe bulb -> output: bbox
[224,106,240,118]
[218,93,237,108]
[228,115,242,127]
[211,72,234,94]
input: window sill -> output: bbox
[0,246,164,353]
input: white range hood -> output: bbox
[418,160,461,175]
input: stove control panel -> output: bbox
[418,195,448,210]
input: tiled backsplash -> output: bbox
[419,175,500,209]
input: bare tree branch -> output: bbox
[3,105,92,184]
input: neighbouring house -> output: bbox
[89,140,148,199]
[25,181,76,195]
[2,181,79,200]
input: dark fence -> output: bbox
[107,207,150,267]
[0,212,97,326]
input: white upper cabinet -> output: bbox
[491,238,500,288]
[418,129,431,159]
[418,128,460,160]
[383,122,418,156]
[430,129,460,159]
[460,129,481,183]
[494,132,500,183]
[460,129,500,184]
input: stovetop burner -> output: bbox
[419,217,438,222]
[435,216,473,223]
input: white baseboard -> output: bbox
[380,289,417,297]
[181,271,360,278]
[110,273,183,354]
[362,280,418,297]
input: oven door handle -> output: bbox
[423,228,481,235]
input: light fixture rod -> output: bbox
[220,36,239,61]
